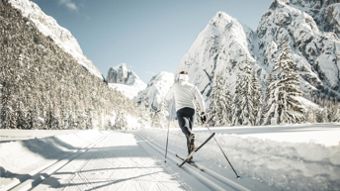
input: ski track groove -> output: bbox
[56,132,179,191]
[7,133,109,191]
[60,134,112,191]
[136,133,251,191]
[8,130,259,190]
[137,133,227,190]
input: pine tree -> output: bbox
[0,83,2,128]
[263,48,304,125]
[250,70,262,125]
[259,73,273,124]
[232,58,260,126]
[323,98,340,122]
[336,103,340,122]
[114,111,127,129]
[209,75,232,126]
[232,73,244,125]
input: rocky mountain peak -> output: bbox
[106,63,145,87]
[135,72,174,112]
[178,11,256,98]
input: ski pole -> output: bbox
[204,122,240,178]
[164,117,170,163]
[164,101,174,163]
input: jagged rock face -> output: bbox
[106,64,146,99]
[106,64,143,86]
[178,12,256,98]
[323,3,340,38]
[323,4,340,37]
[289,0,340,37]
[135,72,174,111]
[257,0,340,96]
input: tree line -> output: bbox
[208,47,340,126]
[0,1,147,129]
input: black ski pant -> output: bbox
[176,107,195,154]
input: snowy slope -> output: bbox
[8,0,103,79]
[108,83,143,99]
[257,0,340,95]
[107,64,146,99]
[178,12,256,98]
[135,72,174,111]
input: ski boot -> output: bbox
[187,133,195,162]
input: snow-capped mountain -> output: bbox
[180,1,340,107]
[257,0,340,97]
[8,0,103,79]
[178,12,256,98]
[107,64,146,99]
[107,63,146,87]
[135,72,174,111]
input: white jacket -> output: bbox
[167,79,206,113]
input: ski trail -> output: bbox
[31,132,185,191]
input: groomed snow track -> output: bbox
[136,133,251,191]
[3,134,109,191]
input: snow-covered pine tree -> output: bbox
[114,111,127,129]
[232,73,244,126]
[262,47,304,125]
[259,73,273,124]
[0,83,2,128]
[251,70,262,125]
[323,97,340,122]
[336,103,340,122]
[232,57,260,126]
[209,74,232,126]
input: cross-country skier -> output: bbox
[167,71,207,161]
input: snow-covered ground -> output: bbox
[0,130,185,191]
[138,123,340,191]
[1,123,339,191]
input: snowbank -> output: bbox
[139,123,340,191]
[210,133,340,190]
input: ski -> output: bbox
[177,132,215,167]
[176,154,205,172]
[176,154,194,163]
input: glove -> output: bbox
[200,112,207,123]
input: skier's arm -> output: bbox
[193,86,206,113]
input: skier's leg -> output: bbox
[187,109,196,159]
[181,108,195,158]
[181,108,195,135]
[176,109,191,138]
[177,108,195,155]
[188,110,195,131]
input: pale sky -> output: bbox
[32,0,273,82]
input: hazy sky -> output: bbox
[32,0,273,82]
